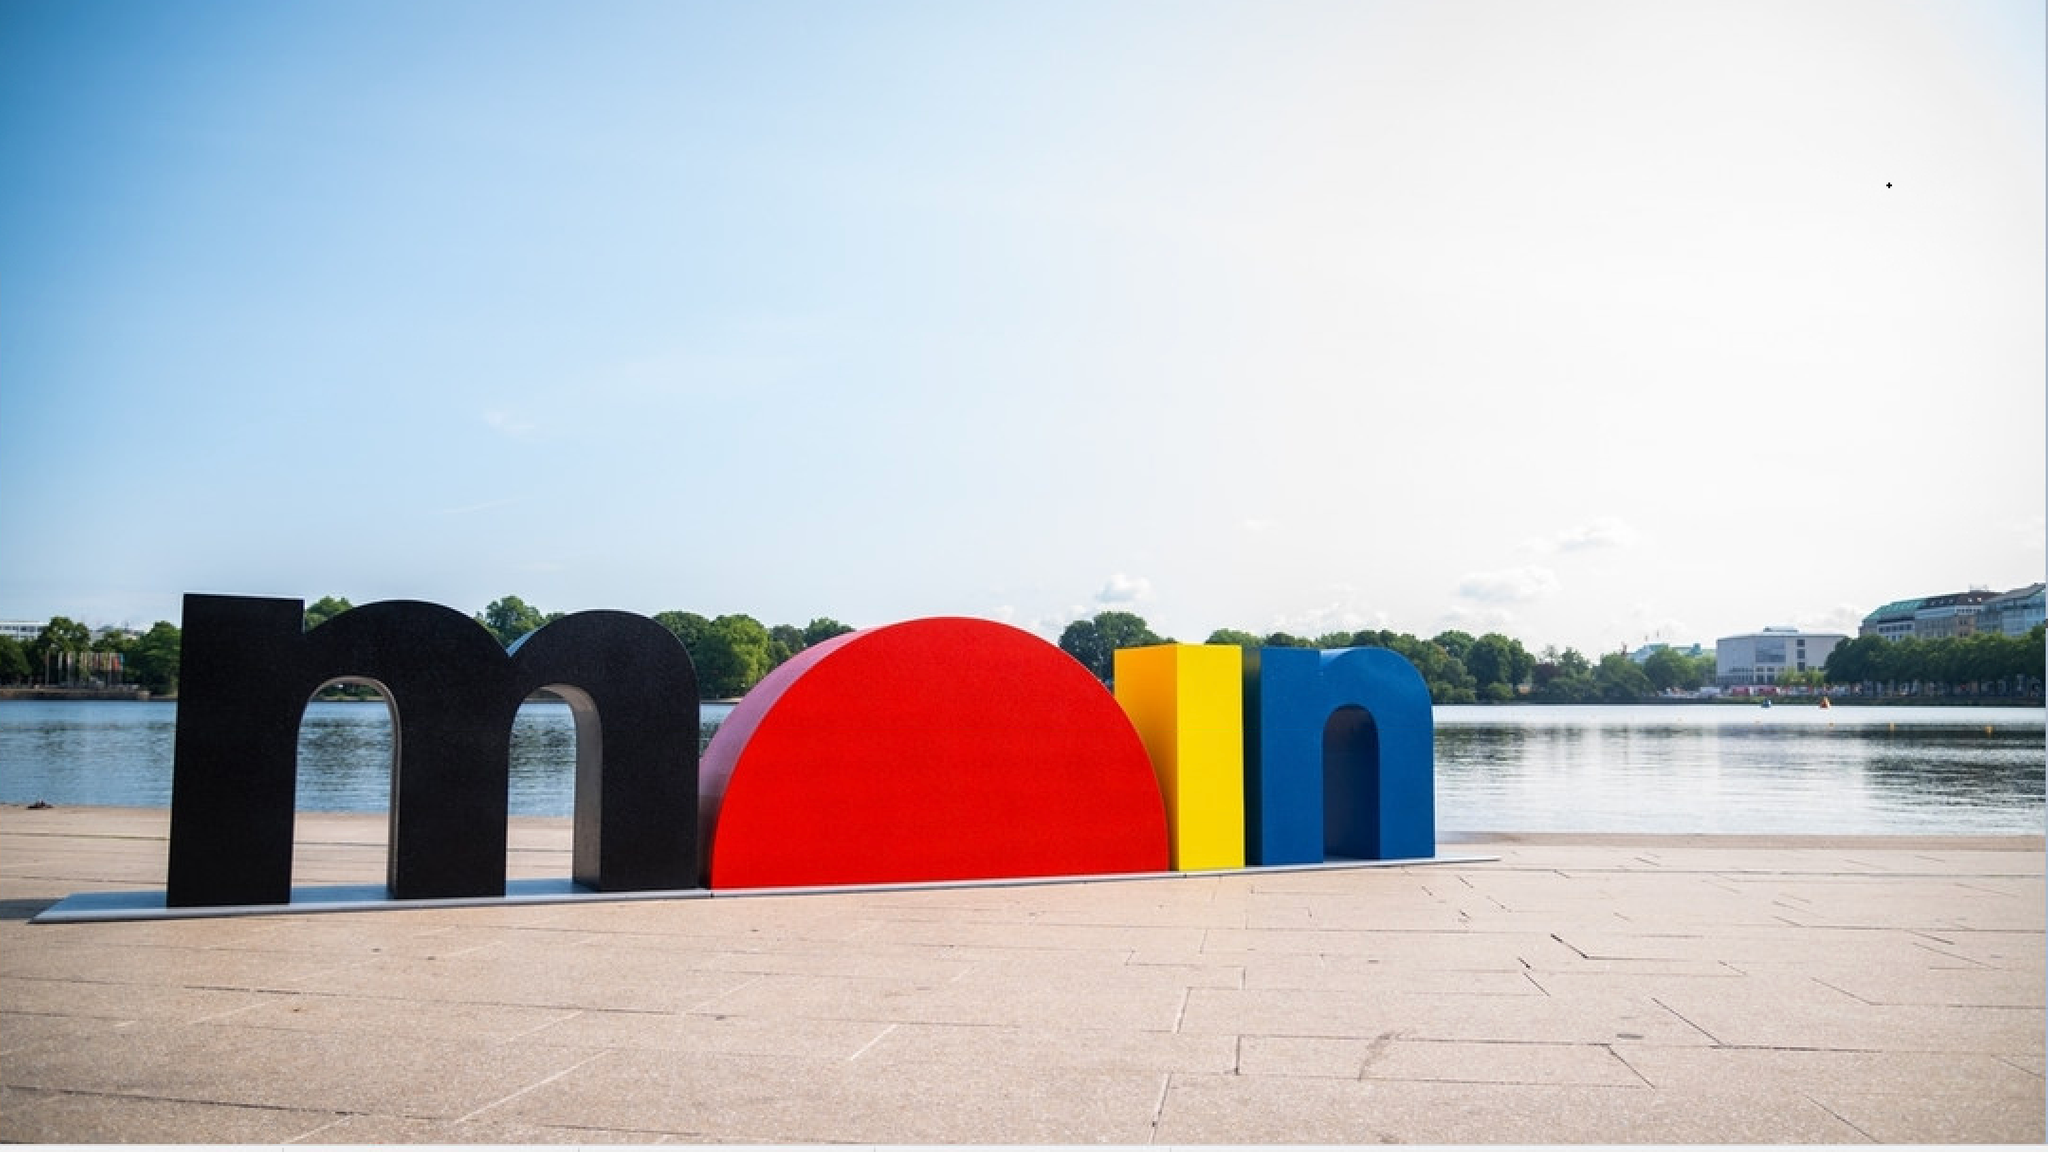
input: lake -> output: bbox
[0,700,2040,836]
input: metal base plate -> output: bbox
[32,852,1497,923]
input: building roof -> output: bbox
[1982,582,2046,608]
[1717,628,1847,643]
[1862,598,1922,624]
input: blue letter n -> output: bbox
[1243,646,1435,865]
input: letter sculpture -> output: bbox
[1244,646,1435,864]
[1113,644,1246,870]
[701,617,1169,888]
[1117,643,1436,868]
[145,596,1436,918]
[167,594,698,906]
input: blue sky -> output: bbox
[4,0,2043,655]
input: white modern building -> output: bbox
[0,621,43,644]
[1715,627,1847,687]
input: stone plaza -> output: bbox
[1,805,2041,1143]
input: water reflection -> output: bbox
[1,700,2040,835]
[1433,706,2045,834]
[291,699,734,815]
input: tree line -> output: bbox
[1060,610,2042,704]
[3,598,2038,703]
[1056,610,1715,704]
[0,617,182,695]
[1822,629,2044,699]
[0,594,857,700]
[453,595,856,699]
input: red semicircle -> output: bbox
[700,617,1168,889]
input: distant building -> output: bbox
[1859,587,2015,640]
[0,620,43,644]
[1715,627,1846,687]
[1626,642,1708,665]
[1859,599,1922,641]
[1975,583,2046,637]
[1913,590,1997,639]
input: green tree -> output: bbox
[1203,629,1264,648]
[696,614,774,697]
[1532,647,1597,702]
[802,617,854,646]
[126,621,181,695]
[0,636,28,684]
[1776,667,1825,690]
[1096,611,1164,651]
[304,595,354,631]
[1883,637,1928,693]
[1466,632,1534,698]
[477,595,550,647]
[767,624,805,667]
[1824,634,1885,689]
[1059,611,1164,680]
[654,611,715,686]
[654,610,712,652]
[29,617,91,684]
[1379,632,1475,703]
[1642,647,1700,692]
[1594,652,1654,701]
[1431,630,1477,663]
[2021,625,2046,696]
[1059,619,1111,680]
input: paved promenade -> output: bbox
[1,804,2041,1144]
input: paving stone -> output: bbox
[303,1112,687,1143]
[1179,985,1715,1047]
[2,1022,598,1119]
[1239,1034,1645,1086]
[1615,1044,2046,1099]
[0,1089,342,1144]
[1241,951,1546,995]
[1199,924,1583,969]
[212,991,583,1042]
[285,938,763,1014]
[481,1048,1168,1143]
[1815,1089,2048,1143]
[855,1020,1240,1073]
[524,1007,892,1059]
[1151,1072,1867,1143]
[1652,987,2047,1055]
[1818,964,2045,1007]
[0,976,276,1027]
[3,808,2040,1144]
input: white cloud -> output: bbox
[1620,609,1695,647]
[1095,573,1153,604]
[1456,566,1560,604]
[1551,517,1636,553]
[1439,604,1517,633]
[1267,601,1393,640]
[1798,603,1867,636]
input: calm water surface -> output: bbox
[0,699,2041,835]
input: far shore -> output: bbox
[2,689,2038,709]
[4,802,2043,853]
